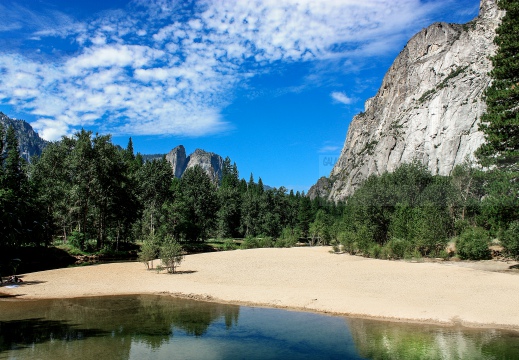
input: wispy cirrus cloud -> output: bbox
[331,91,355,105]
[0,0,454,141]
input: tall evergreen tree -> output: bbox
[180,165,218,241]
[216,157,241,238]
[4,126,27,195]
[476,0,519,170]
[475,1,519,232]
[136,157,173,237]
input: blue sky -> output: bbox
[0,0,480,192]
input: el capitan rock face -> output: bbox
[317,0,503,201]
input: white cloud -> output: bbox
[331,91,354,105]
[0,0,451,141]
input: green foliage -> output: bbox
[309,209,333,245]
[479,170,519,233]
[437,66,468,90]
[501,221,519,258]
[159,236,184,273]
[138,236,159,269]
[456,227,491,260]
[412,203,452,256]
[180,166,218,241]
[68,231,87,251]
[385,238,410,259]
[418,66,468,103]
[241,237,260,249]
[238,236,274,249]
[418,88,437,103]
[368,244,382,259]
[338,231,357,254]
[31,129,138,251]
[275,227,298,248]
[222,239,238,251]
[476,0,519,170]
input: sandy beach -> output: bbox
[1,247,518,330]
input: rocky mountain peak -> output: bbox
[311,0,504,201]
[166,145,188,178]
[165,146,224,181]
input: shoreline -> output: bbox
[1,247,518,331]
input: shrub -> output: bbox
[412,203,452,256]
[386,238,410,259]
[355,225,376,255]
[258,237,274,248]
[338,231,357,254]
[138,240,159,269]
[456,227,491,260]
[501,221,519,258]
[160,237,184,273]
[276,228,298,248]
[222,239,238,251]
[368,244,382,259]
[68,231,87,251]
[241,237,260,249]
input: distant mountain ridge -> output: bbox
[0,112,48,163]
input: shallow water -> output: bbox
[0,295,518,359]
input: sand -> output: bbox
[1,247,518,330]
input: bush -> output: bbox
[355,225,376,255]
[258,237,274,248]
[338,231,357,254]
[160,237,184,273]
[385,238,410,259]
[137,235,159,270]
[222,239,238,251]
[456,227,491,260]
[68,231,87,251]
[276,228,298,248]
[241,237,260,249]
[501,221,519,258]
[368,244,382,259]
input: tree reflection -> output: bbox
[347,317,519,360]
[0,318,107,353]
[0,295,240,354]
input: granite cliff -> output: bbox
[0,112,48,163]
[311,0,503,201]
[165,145,224,182]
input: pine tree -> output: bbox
[475,0,519,232]
[4,126,27,194]
[476,0,519,170]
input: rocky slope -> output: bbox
[165,145,224,182]
[313,0,503,201]
[0,112,48,163]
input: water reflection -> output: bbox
[0,296,240,360]
[0,318,106,352]
[348,317,519,360]
[0,295,518,360]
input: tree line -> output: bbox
[0,127,336,253]
[1,123,517,261]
